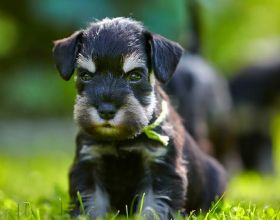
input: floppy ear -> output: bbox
[146,32,184,83]
[52,31,83,81]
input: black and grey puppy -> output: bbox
[53,17,226,219]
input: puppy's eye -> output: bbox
[80,72,93,82]
[126,69,143,82]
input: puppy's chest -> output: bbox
[80,145,160,209]
[79,141,168,165]
[97,153,144,206]
[78,142,168,209]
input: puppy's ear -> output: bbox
[146,32,184,83]
[52,31,83,81]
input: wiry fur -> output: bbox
[53,17,227,219]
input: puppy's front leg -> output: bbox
[69,161,110,219]
[138,189,173,220]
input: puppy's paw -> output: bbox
[142,206,173,220]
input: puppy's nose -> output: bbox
[98,103,117,120]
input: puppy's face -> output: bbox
[53,18,183,140]
[74,20,154,140]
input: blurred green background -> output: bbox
[0,0,280,218]
[1,0,280,118]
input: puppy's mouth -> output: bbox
[96,122,118,133]
[77,104,147,140]
[95,124,119,134]
[101,123,114,128]
[89,122,136,141]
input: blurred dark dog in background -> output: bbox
[165,55,279,174]
[163,0,237,171]
[164,54,233,164]
[229,59,280,173]
[163,0,278,174]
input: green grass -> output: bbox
[0,116,280,219]
[1,155,280,219]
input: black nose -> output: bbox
[98,103,117,120]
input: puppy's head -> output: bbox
[53,17,183,140]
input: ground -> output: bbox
[0,116,280,219]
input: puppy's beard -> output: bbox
[86,107,123,138]
[88,107,105,125]
[74,93,156,140]
[144,89,157,122]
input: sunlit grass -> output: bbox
[1,154,280,219]
[0,115,280,219]
[0,154,70,219]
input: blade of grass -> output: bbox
[125,205,129,220]
[36,209,41,220]
[130,194,139,216]
[77,191,86,216]
[17,203,19,220]
[24,202,30,217]
[187,210,195,220]
[59,197,63,216]
[110,210,120,220]
[208,194,225,215]
[138,192,146,215]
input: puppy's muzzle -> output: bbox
[97,103,117,120]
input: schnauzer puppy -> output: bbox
[53,17,227,219]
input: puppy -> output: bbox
[53,17,226,219]
[229,60,280,173]
[164,54,233,158]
